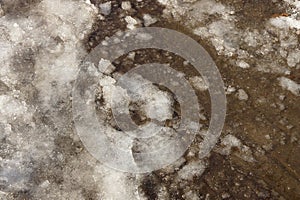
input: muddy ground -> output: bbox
[0,0,299,199]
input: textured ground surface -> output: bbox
[0,0,299,199]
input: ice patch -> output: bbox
[143,89,173,121]
[98,58,116,74]
[286,49,300,67]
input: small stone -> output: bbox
[183,61,189,66]
[121,1,131,10]
[226,86,236,94]
[279,94,285,101]
[0,5,4,17]
[127,52,136,60]
[222,192,231,199]
[40,180,50,188]
[157,0,168,5]
[287,49,300,67]
[189,76,208,91]
[98,59,115,74]
[237,89,249,101]
[177,160,206,180]
[236,60,250,69]
[279,77,300,96]
[125,16,138,30]
[278,103,285,111]
[99,1,112,16]
[143,14,158,27]
[98,14,105,20]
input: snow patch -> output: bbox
[143,89,173,121]
[94,165,140,200]
[177,160,206,180]
[219,134,255,162]
[270,0,300,30]
[270,17,300,30]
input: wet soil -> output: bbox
[83,0,300,199]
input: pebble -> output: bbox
[236,60,250,69]
[121,1,131,10]
[226,86,236,94]
[237,89,249,101]
[143,14,158,26]
[99,1,112,16]
[125,16,138,30]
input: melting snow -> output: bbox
[177,160,206,181]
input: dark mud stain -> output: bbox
[30,161,64,186]
[0,80,9,94]
[27,105,89,192]
[11,47,36,85]
[81,0,299,199]
[9,189,33,200]
[10,46,40,106]
[85,0,165,51]
[140,175,159,200]
[0,138,16,160]
[86,0,126,50]
[217,0,287,29]
[129,102,150,126]
[82,188,99,200]
[0,0,42,16]
[194,152,281,199]
[54,135,84,159]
